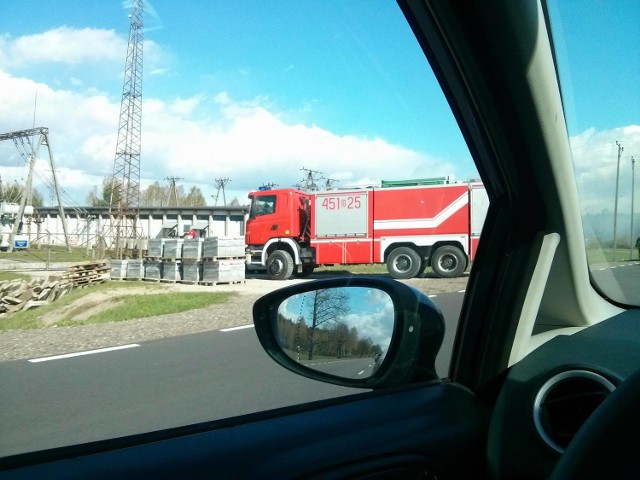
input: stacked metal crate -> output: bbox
[126,259,145,280]
[144,239,165,281]
[181,238,203,283]
[201,236,246,284]
[161,239,183,282]
[110,259,128,280]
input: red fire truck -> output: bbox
[245,182,488,280]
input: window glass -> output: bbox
[547,0,640,305]
[0,1,476,457]
[251,195,277,217]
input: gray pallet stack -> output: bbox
[147,239,165,258]
[110,260,128,280]
[202,236,245,258]
[182,260,202,283]
[126,259,145,280]
[181,239,203,283]
[201,237,245,284]
[163,239,183,260]
[161,240,183,282]
[162,261,182,282]
[202,258,245,284]
[144,260,162,281]
[182,238,203,259]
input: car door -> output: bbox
[0,0,604,478]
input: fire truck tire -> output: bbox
[386,247,422,279]
[266,250,294,280]
[431,245,466,278]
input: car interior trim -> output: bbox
[533,369,616,453]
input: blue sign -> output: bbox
[14,240,28,249]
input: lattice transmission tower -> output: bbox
[212,178,230,206]
[109,0,144,258]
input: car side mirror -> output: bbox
[253,276,445,389]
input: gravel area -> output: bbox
[0,274,468,363]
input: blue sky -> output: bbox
[549,0,639,215]
[280,286,394,348]
[0,0,637,210]
[550,0,639,134]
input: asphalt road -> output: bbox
[0,291,465,458]
[590,262,640,304]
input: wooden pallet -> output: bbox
[201,256,244,261]
[199,280,246,286]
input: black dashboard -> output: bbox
[487,310,640,478]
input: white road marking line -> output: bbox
[220,324,255,332]
[29,344,141,363]
[428,295,437,298]
[358,370,366,375]
[458,290,466,293]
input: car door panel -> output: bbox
[1,383,486,479]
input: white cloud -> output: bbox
[571,126,640,214]
[10,46,635,218]
[0,22,462,208]
[1,27,125,69]
[1,70,457,206]
[0,26,167,88]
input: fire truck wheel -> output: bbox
[386,247,422,279]
[266,250,294,280]
[431,245,466,278]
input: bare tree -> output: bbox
[306,288,351,360]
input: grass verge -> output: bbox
[0,281,231,331]
[0,271,31,282]
[0,245,101,263]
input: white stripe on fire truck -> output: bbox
[373,193,468,231]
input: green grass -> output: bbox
[0,281,231,331]
[55,291,230,327]
[586,247,639,264]
[0,271,31,282]
[0,245,104,263]
[315,264,389,275]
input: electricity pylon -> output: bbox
[109,0,144,259]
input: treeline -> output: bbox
[0,182,44,207]
[86,176,240,208]
[277,314,383,361]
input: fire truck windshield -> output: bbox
[250,195,277,218]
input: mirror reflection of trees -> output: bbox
[277,288,389,362]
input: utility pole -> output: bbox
[300,167,322,192]
[613,141,623,262]
[212,177,230,206]
[323,178,339,190]
[630,156,636,260]
[165,176,183,207]
[0,127,70,252]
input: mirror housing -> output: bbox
[253,276,445,389]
